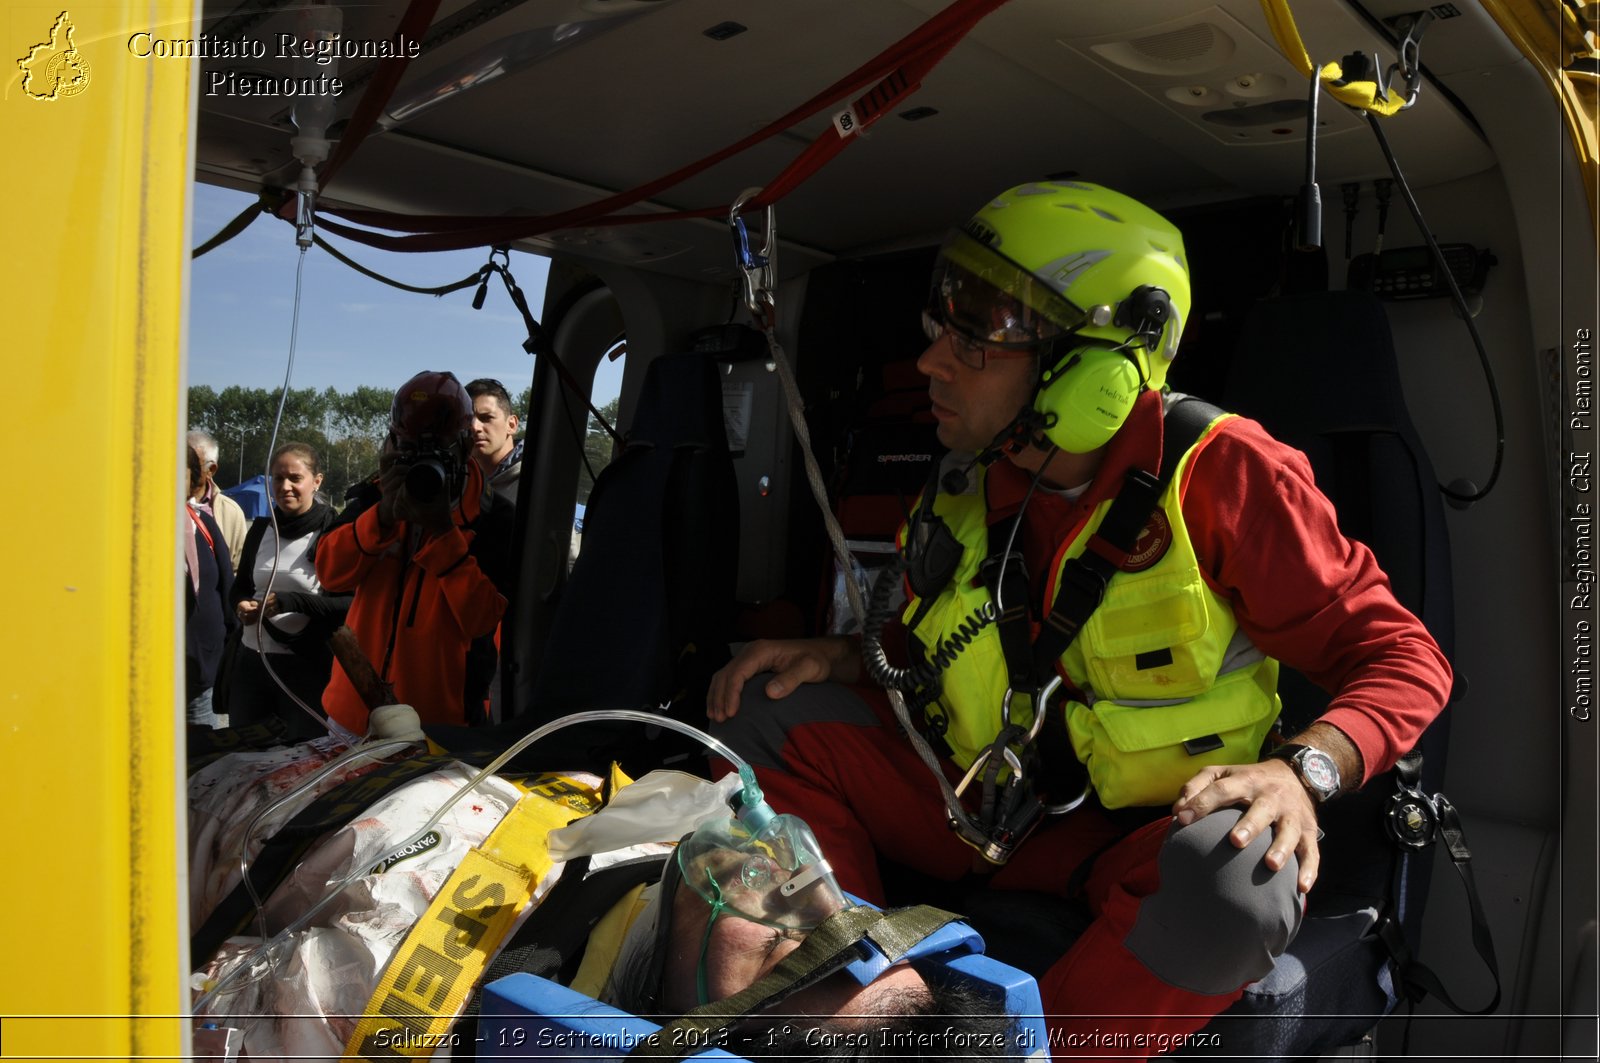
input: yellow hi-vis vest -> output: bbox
[900,421,1282,808]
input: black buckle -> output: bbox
[1385,784,1439,851]
[1045,561,1109,636]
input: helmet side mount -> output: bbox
[1112,284,1176,361]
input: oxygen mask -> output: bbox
[677,812,845,935]
[676,768,849,1003]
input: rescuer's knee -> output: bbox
[1124,808,1304,994]
[709,676,880,770]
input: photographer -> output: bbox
[316,370,511,731]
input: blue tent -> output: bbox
[223,475,270,520]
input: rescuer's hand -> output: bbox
[707,637,860,722]
[1171,722,1360,894]
[1171,760,1322,893]
[236,598,262,625]
[376,454,406,530]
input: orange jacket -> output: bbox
[316,462,506,731]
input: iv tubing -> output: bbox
[195,709,748,1014]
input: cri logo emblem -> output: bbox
[1122,511,1173,572]
[17,11,92,101]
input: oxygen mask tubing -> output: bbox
[677,766,847,1003]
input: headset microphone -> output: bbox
[943,411,1049,494]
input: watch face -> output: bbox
[1298,749,1339,795]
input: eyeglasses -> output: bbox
[920,308,1048,371]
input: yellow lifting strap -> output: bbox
[343,772,606,1060]
[1259,0,1410,116]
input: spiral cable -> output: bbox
[861,550,997,697]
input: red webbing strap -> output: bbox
[186,505,216,553]
[274,0,444,223]
[310,0,1014,252]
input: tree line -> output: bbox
[188,384,615,507]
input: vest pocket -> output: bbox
[1080,566,1219,699]
[1065,663,1281,808]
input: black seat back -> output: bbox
[1223,290,1455,931]
[521,351,739,764]
[1174,290,1461,1058]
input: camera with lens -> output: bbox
[392,445,458,505]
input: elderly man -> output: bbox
[187,428,247,569]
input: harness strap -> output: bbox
[1026,472,1157,685]
[344,786,585,1060]
[627,905,959,1059]
[1378,790,1502,1017]
[1007,397,1223,690]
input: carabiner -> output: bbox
[1000,686,1017,727]
[1025,674,1063,745]
[1390,9,1432,110]
[953,743,1026,800]
[729,186,777,325]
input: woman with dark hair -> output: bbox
[224,442,349,738]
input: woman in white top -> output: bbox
[222,443,349,738]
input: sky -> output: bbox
[187,182,623,407]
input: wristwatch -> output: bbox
[1269,743,1342,803]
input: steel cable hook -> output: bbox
[1390,9,1433,109]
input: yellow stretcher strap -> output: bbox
[1259,0,1409,117]
[343,773,601,1060]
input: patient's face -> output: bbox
[657,878,927,1019]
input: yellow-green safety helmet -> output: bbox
[930,181,1191,452]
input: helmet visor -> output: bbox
[928,229,1091,350]
[677,813,847,932]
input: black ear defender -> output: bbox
[1113,285,1173,355]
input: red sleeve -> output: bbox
[1181,418,1453,785]
[314,505,401,593]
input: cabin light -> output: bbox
[703,21,747,41]
[1165,85,1220,107]
[898,106,939,121]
